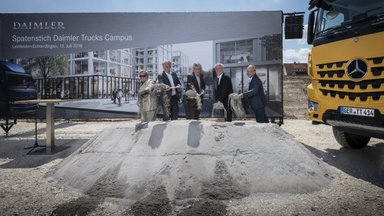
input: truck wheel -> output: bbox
[332,127,370,149]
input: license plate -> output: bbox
[340,107,375,117]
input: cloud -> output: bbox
[173,41,213,70]
[283,48,309,63]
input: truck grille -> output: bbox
[319,79,384,90]
[317,61,348,69]
[319,89,384,101]
[316,56,384,101]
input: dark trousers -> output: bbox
[184,98,199,120]
[254,107,267,123]
[223,102,232,122]
[158,94,169,121]
[170,95,179,120]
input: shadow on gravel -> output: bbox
[2,121,76,138]
[128,186,172,216]
[0,139,88,168]
[187,121,202,148]
[173,160,235,216]
[51,164,126,216]
[177,199,227,216]
[302,142,384,189]
[148,123,167,149]
[122,160,237,216]
[36,106,137,119]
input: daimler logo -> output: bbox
[347,59,367,80]
[13,21,65,30]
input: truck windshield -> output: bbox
[8,73,35,90]
[315,0,384,36]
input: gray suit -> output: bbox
[137,79,157,122]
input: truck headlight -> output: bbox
[308,100,318,111]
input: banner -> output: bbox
[0,11,282,59]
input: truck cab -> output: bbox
[306,0,384,148]
[0,61,38,118]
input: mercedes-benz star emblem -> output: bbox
[347,59,367,80]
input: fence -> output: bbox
[35,75,140,99]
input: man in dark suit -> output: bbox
[213,63,233,122]
[157,60,182,120]
[240,65,268,123]
[185,63,206,120]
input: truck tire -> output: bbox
[332,127,370,149]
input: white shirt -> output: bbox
[217,73,223,86]
[195,75,201,90]
[165,72,176,96]
[248,75,254,90]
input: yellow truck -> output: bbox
[306,0,384,148]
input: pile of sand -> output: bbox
[49,120,331,214]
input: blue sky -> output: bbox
[1,0,310,65]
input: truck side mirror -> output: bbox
[307,11,315,44]
[284,14,304,39]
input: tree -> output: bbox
[20,55,69,79]
[259,34,282,61]
[20,55,69,98]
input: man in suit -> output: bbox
[240,65,268,123]
[157,60,182,120]
[185,63,206,120]
[214,63,233,122]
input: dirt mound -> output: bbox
[283,76,310,119]
[49,120,332,214]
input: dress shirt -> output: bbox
[217,73,223,86]
[165,72,176,96]
[196,75,201,91]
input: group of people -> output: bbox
[111,89,123,106]
[137,60,268,123]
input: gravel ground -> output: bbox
[226,120,384,216]
[0,119,383,215]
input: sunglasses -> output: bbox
[139,75,147,78]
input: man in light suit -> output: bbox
[157,60,182,120]
[214,63,233,122]
[137,70,157,122]
[240,65,268,123]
